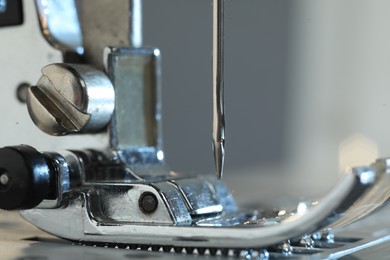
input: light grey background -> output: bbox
[143,1,289,174]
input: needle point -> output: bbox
[213,139,225,180]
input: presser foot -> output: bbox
[1,146,385,251]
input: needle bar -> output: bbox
[129,0,142,48]
[212,0,225,180]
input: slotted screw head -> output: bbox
[27,63,115,136]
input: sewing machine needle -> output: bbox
[212,0,225,180]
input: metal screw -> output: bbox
[139,192,158,214]
[27,63,115,136]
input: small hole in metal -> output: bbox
[16,82,30,103]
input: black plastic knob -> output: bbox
[0,145,51,210]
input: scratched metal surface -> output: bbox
[0,211,194,260]
[0,205,389,259]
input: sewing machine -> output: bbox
[0,1,389,259]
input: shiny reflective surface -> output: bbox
[35,0,83,54]
[152,182,192,225]
[129,0,142,48]
[27,64,115,135]
[173,178,223,216]
[327,158,390,230]
[2,201,390,259]
[0,0,6,13]
[77,0,130,69]
[212,0,225,180]
[105,47,163,168]
[89,184,173,225]
[36,152,70,209]
[21,159,384,249]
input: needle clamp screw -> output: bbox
[27,63,115,136]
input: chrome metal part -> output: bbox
[325,158,390,230]
[60,150,86,188]
[35,0,83,54]
[27,63,115,136]
[77,0,129,69]
[173,178,223,216]
[3,207,390,259]
[36,152,70,209]
[151,182,192,225]
[129,0,142,48]
[104,47,163,167]
[88,184,173,225]
[62,149,141,183]
[21,161,381,249]
[212,0,225,180]
[35,0,135,67]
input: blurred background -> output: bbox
[1,0,390,203]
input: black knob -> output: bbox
[0,145,52,210]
